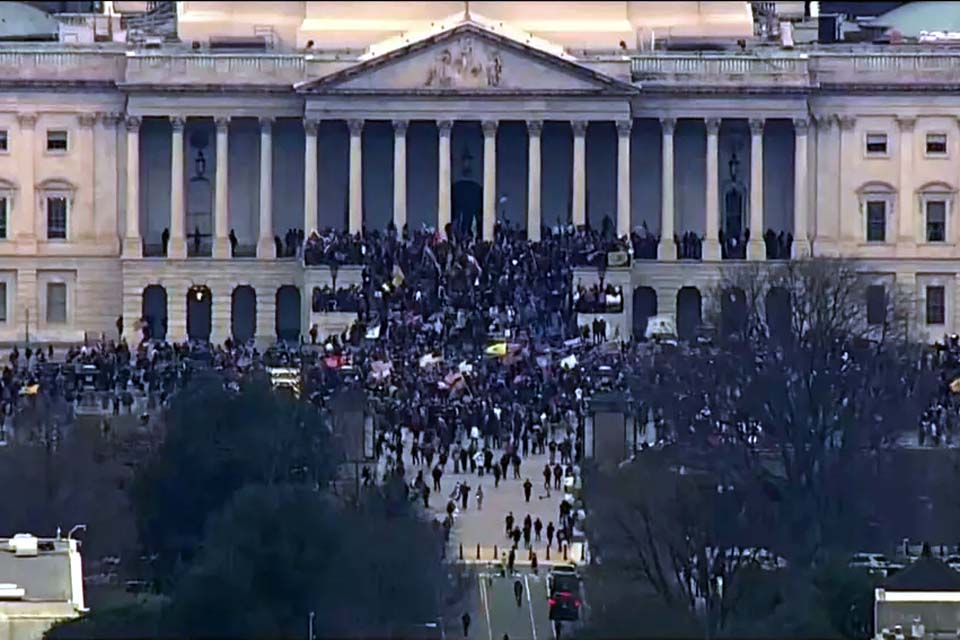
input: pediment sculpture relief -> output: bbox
[425,37,503,89]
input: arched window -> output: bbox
[856,181,895,243]
[916,181,956,244]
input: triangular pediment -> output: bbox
[296,23,637,96]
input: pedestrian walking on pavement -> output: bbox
[512,454,521,480]
[543,464,551,491]
[422,484,431,508]
[512,526,522,549]
[514,578,524,607]
[534,517,543,542]
[432,465,443,492]
[460,482,471,510]
[508,547,516,574]
[505,511,515,537]
[476,485,484,510]
[493,463,501,488]
[522,526,531,549]
[546,521,555,549]
[530,549,538,574]
[523,478,533,503]
[553,464,563,490]
[461,611,471,637]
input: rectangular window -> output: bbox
[926,285,946,326]
[0,130,8,152]
[0,283,7,323]
[46,130,68,152]
[866,133,888,155]
[0,198,7,240]
[926,200,946,242]
[46,282,66,324]
[46,197,67,239]
[926,133,948,156]
[866,285,886,326]
[866,201,886,242]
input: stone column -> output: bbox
[392,120,408,233]
[77,114,97,242]
[304,119,319,235]
[212,117,231,258]
[348,119,364,235]
[703,118,721,260]
[572,121,587,227]
[169,116,187,259]
[837,116,856,243]
[167,285,187,344]
[257,117,275,259]
[15,114,37,248]
[897,116,916,244]
[748,118,765,260]
[122,288,143,347]
[210,284,231,346]
[526,120,542,242]
[437,120,453,236]
[482,120,498,241]
[616,119,632,238]
[123,116,142,258]
[659,117,676,260]
[793,118,810,258]
[255,288,277,348]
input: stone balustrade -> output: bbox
[0,48,124,82]
[631,53,811,88]
[812,52,960,85]
[124,52,308,85]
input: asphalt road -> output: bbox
[463,568,563,640]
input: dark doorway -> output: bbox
[231,286,257,345]
[452,179,482,238]
[766,286,792,343]
[276,285,301,344]
[720,287,747,336]
[633,286,658,340]
[677,287,702,341]
[186,285,212,343]
[141,285,167,341]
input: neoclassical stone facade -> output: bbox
[3,8,960,345]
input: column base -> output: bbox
[657,239,677,261]
[168,237,187,260]
[793,238,812,259]
[212,237,231,259]
[257,237,277,260]
[702,238,721,261]
[747,239,766,261]
[122,237,142,258]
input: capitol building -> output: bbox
[1,0,958,345]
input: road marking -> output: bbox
[478,572,493,640]
[524,573,537,640]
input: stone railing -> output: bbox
[124,52,308,85]
[630,53,811,88]
[811,52,960,85]
[0,48,124,82]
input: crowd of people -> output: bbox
[573,283,624,314]
[311,285,365,314]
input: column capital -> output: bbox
[749,118,765,135]
[125,116,142,132]
[705,118,721,135]
[170,116,186,131]
[258,116,274,131]
[214,116,230,132]
[304,119,320,136]
[838,115,856,131]
[811,113,833,128]
[348,119,364,136]
[793,117,810,135]
[572,121,588,136]
[526,120,543,136]
[481,120,498,137]
[17,113,37,129]
[660,117,676,135]
[392,119,408,135]
[896,116,916,132]
[98,112,123,127]
[616,120,633,136]
[437,120,453,135]
[77,113,97,128]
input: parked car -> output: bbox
[848,552,903,577]
[944,555,960,573]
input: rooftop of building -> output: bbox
[882,554,960,592]
[0,536,78,603]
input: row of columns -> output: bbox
[122,115,809,259]
[657,117,810,261]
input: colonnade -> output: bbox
[121,115,810,260]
